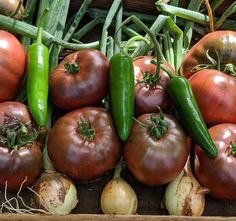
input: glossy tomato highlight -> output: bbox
[0,31,26,102]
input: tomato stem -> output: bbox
[134,110,168,139]
[229,141,236,157]
[64,62,80,74]
[0,115,38,149]
[77,117,95,141]
[137,70,161,88]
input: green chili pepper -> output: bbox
[109,53,134,141]
[26,26,49,127]
[162,65,218,159]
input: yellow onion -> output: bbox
[100,161,138,215]
[0,0,24,19]
[32,170,78,215]
[164,157,208,216]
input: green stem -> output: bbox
[122,26,142,38]
[0,14,100,50]
[113,159,125,179]
[114,4,123,54]
[118,15,164,77]
[100,0,122,54]
[211,0,224,11]
[162,27,174,68]
[183,0,202,51]
[123,35,150,55]
[36,27,43,44]
[106,36,114,60]
[215,1,236,29]
[156,2,209,25]
[72,16,105,41]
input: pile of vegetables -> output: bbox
[0,0,236,217]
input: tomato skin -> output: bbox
[133,56,173,116]
[0,31,26,102]
[123,113,190,186]
[0,101,42,191]
[181,31,236,79]
[49,49,109,110]
[47,107,122,181]
[194,123,236,200]
[188,69,236,126]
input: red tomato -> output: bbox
[181,31,236,79]
[133,56,173,116]
[47,107,122,181]
[0,101,42,191]
[123,112,190,186]
[194,123,236,200]
[49,49,109,110]
[188,69,236,126]
[0,31,26,102]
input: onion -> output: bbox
[31,148,78,215]
[0,0,24,19]
[163,157,208,216]
[100,161,138,215]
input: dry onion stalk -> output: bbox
[31,148,78,215]
[163,156,209,216]
[100,160,138,215]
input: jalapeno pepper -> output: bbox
[109,53,134,141]
[26,26,49,126]
[161,66,218,158]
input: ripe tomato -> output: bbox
[47,107,122,181]
[0,101,42,191]
[123,112,190,186]
[0,30,26,102]
[133,56,173,116]
[49,49,109,110]
[194,123,236,200]
[181,31,236,79]
[188,69,236,126]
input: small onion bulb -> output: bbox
[164,157,208,216]
[32,171,78,215]
[100,177,138,215]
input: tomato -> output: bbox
[49,49,109,110]
[194,123,236,200]
[47,106,122,181]
[133,56,173,117]
[0,30,26,102]
[123,112,190,186]
[181,31,236,79]
[0,0,25,19]
[188,69,236,126]
[0,101,42,191]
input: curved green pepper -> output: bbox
[162,66,218,159]
[26,27,49,127]
[109,53,134,141]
